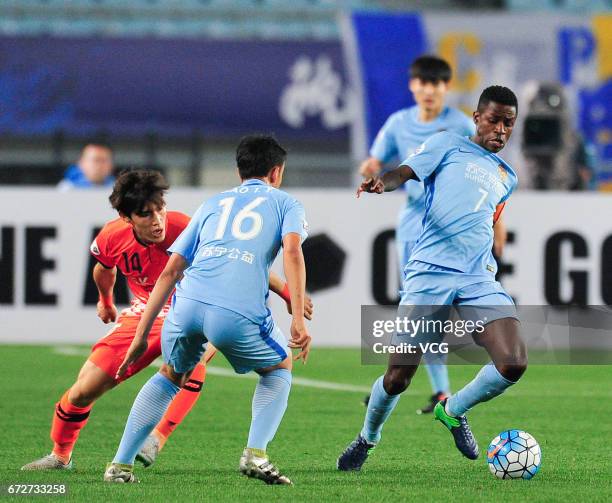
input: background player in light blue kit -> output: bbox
[339,86,527,471]
[360,56,507,414]
[104,135,311,485]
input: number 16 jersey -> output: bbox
[169,179,308,325]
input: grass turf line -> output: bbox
[0,345,610,502]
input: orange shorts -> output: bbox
[89,315,164,383]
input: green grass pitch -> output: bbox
[1,345,611,502]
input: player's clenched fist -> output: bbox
[97,301,118,324]
[289,319,311,364]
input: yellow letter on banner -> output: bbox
[593,15,612,79]
[438,33,481,93]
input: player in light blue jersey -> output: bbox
[339,86,527,470]
[360,56,508,414]
[104,135,310,485]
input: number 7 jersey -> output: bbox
[169,179,308,325]
[402,131,518,276]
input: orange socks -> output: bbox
[49,362,207,461]
[50,390,92,463]
[153,363,207,445]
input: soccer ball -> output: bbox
[487,430,541,479]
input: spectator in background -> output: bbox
[58,143,115,190]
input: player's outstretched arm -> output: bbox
[116,253,188,379]
[93,262,118,324]
[269,271,313,320]
[357,165,417,197]
[381,164,417,192]
[282,233,311,363]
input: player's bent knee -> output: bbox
[383,369,412,395]
[159,363,187,387]
[497,360,527,383]
[68,383,100,407]
[68,363,116,406]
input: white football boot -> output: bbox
[103,462,139,483]
[239,448,292,485]
[21,453,73,471]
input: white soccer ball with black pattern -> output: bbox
[487,430,541,479]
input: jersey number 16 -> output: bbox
[215,197,267,241]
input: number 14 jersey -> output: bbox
[90,211,190,312]
[169,179,308,325]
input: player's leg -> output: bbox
[136,345,217,467]
[340,264,455,470]
[21,343,119,470]
[104,298,206,482]
[338,354,421,471]
[445,317,526,416]
[195,305,294,485]
[240,353,293,485]
[105,363,188,482]
[396,241,452,415]
[434,282,525,460]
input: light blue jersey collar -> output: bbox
[241,178,267,187]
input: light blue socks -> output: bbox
[113,372,180,465]
[247,368,292,451]
[446,362,515,417]
[361,376,401,444]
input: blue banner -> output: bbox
[558,17,612,169]
[0,36,353,140]
[349,12,427,146]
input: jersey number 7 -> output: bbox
[473,188,488,212]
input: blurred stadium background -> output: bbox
[1,0,611,346]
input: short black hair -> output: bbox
[109,169,168,217]
[477,85,518,113]
[410,55,452,83]
[236,135,287,179]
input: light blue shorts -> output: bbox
[162,296,288,374]
[401,260,514,307]
[399,260,517,328]
[389,261,517,349]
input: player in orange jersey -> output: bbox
[22,169,312,471]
